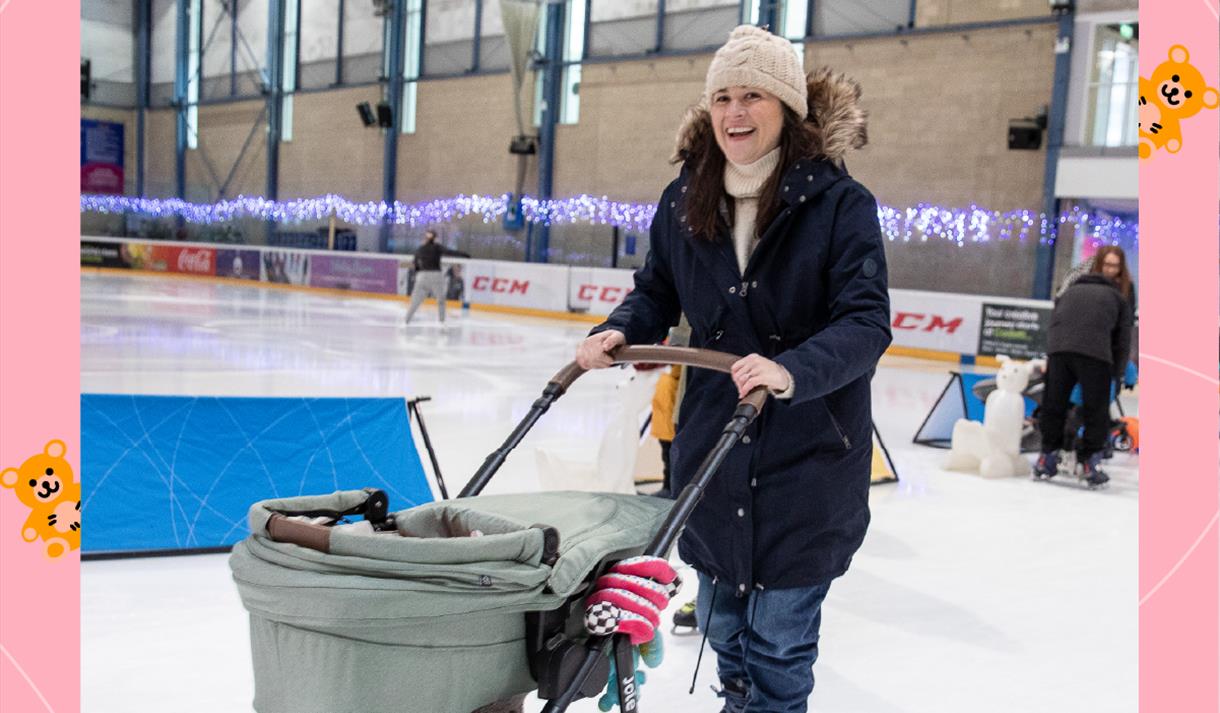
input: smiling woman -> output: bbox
[572,23,889,713]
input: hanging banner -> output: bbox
[81,119,125,194]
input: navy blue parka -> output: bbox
[591,73,892,592]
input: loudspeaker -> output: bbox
[376,102,394,128]
[356,102,376,127]
[82,59,92,101]
[1007,119,1042,150]
[509,135,537,155]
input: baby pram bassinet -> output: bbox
[230,346,769,713]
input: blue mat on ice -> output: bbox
[81,395,432,554]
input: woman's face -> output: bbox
[710,86,784,165]
[1101,253,1122,279]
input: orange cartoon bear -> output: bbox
[2,440,81,558]
[1138,45,1219,159]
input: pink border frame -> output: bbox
[0,3,1217,712]
[1139,2,1220,710]
[0,1,82,712]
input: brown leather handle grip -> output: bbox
[549,344,769,413]
[266,513,333,553]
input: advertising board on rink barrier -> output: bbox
[462,259,570,312]
[568,267,635,316]
[80,238,1059,361]
[310,253,398,294]
[886,289,984,355]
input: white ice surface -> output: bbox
[81,273,1138,713]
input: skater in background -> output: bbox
[575,25,890,712]
[405,230,447,325]
[1034,260,1133,487]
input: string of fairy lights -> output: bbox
[80,193,1139,248]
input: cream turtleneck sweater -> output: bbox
[723,146,781,274]
[722,145,793,398]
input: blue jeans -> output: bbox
[696,572,832,713]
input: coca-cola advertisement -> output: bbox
[216,249,260,280]
[144,245,216,276]
[309,254,398,294]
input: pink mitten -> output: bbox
[583,557,682,645]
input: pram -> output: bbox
[229,346,769,713]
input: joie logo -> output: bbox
[177,249,213,274]
[472,276,529,294]
[891,312,963,333]
[620,676,638,711]
[577,285,631,303]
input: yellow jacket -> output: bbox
[650,365,683,442]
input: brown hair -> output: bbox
[1090,245,1132,299]
[674,106,824,242]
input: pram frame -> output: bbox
[265,345,768,713]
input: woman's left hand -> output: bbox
[730,354,791,398]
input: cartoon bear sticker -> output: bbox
[2,440,81,558]
[1139,45,1219,159]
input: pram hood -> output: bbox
[230,489,673,625]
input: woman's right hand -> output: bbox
[576,330,626,370]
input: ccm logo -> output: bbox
[576,284,631,302]
[892,312,963,333]
[472,276,529,294]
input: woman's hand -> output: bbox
[731,354,792,398]
[576,330,626,370]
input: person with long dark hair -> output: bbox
[1035,245,1134,487]
[574,26,891,712]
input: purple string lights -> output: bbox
[81,193,1138,247]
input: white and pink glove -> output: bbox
[583,556,682,645]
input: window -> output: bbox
[586,0,657,57]
[424,0,477,76]
[402,0,423,134]
[280,0,300,141]
[811,0,909,36]
[187,0,201,149]
[663,0,739,52]
[1085,23,1138,147]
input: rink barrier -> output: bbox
[82,236,1054,365]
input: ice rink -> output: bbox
[81,271,1139,713]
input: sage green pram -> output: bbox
[229,346,769,713]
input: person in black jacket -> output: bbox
[1034,271,1133,486]
[575,26,890,713]
[404,230,446,325]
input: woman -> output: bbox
[575,25,891,713]
[1058,245,1137,314]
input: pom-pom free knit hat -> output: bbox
[705,25,807,116]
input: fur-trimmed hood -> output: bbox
[674,67,868,168]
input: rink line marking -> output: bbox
[0,643,56,713]
[1139,510,1220,607]
[1138,353,1220,386]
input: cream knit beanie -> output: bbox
[705,25,807,117]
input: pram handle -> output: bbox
[458,346,768,499]
[551,345,769,413]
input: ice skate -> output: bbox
[1032,450,1059,480]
